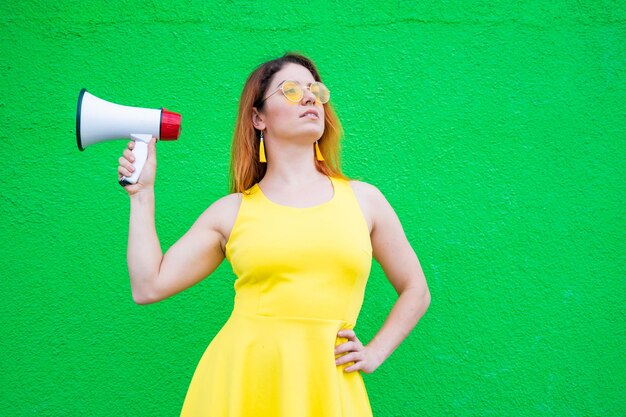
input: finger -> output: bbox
[335,352,357,366]
[118,156,135,172]
[334,341,356,355]
[338,329,355,338]
[123,149,135,162]
[128,140,135,149]
[118,166,134,177]
[344,362,361,373]
[147,137,157,159]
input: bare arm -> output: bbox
[127,189,162,303]
[364,183,431,363]
[129,194,236,305]
[334,181,431,374]
[119,138,234,304]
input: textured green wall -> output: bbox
[1,1,624,416]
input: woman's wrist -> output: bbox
[129,188,155,203]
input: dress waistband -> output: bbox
[230,309,356,329]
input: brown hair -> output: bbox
[228,52,350,194]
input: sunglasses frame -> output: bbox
[260,80,330,105]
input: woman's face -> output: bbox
[253,63,325,144]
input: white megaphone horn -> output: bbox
[76,88,182,186]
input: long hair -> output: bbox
[228,52,350,194]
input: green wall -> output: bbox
[1,1,624,416]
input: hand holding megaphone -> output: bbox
[118,134,155,187]
[76,88,181,187]
[118,137,157,194]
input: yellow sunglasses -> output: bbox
[260,80,330,105]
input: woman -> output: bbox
[118,52,431,416]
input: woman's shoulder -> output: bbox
[197,192,243,248]
[343,178,386,234]
[196,192,243,227]
[210,191,243,215]
[345,178,384,202]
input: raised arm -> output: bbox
[118,138,238,304]
[128,193,237,304]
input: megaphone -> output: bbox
[76,88,182,186]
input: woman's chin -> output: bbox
[300,126,325,140]
[278,126,325,142]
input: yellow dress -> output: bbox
[180,175,374,416]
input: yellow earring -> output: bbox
[259,131,267,163]
[315,140,324,161]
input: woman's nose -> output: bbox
[302,87,317,104]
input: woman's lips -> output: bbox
[300,109,320,118]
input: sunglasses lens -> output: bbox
[311,82,330,103]
[280,81,330,103]
[282,81,303,102]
